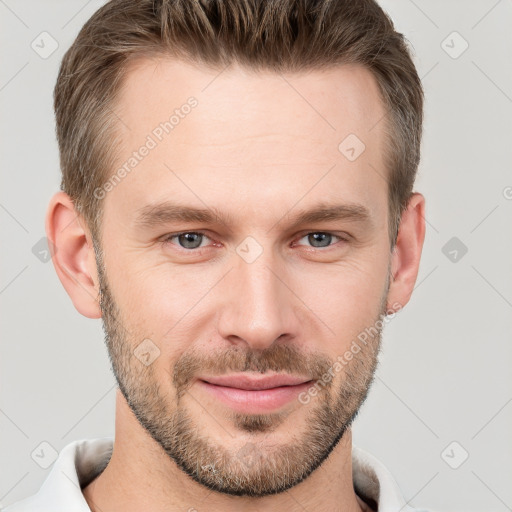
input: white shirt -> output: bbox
[3,438,430,512]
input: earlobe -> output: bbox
[45,191,102,319]
[386,192,426,313]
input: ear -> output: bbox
[45,191,102,319]
[386,192,426,313]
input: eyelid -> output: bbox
[293,231,350,248]
[161,230,214,247]
[294,229,351,241]
[161,230,350,251]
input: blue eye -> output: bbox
[296,232,346,249]
[164,232,210,250]
[162,231,348,252]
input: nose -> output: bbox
[216,248,299,351]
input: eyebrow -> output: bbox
[134,200,373,232]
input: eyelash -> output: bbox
[161,231,350,253]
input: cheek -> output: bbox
[109,260,212,347]
[105,231,389,356]
[300,260,388,353]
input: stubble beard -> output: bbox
[94,244,386,497]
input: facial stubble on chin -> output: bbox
[94,243,386,497]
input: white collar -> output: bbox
[3,437,421,512]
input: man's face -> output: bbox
[96,58,392,496]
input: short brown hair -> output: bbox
[54,0,423,247]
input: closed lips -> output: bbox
[199,374,313,391]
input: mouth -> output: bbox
[196,373,314,413]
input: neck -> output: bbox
[83,391,365,512]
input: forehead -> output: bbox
[116,56,386,142]
[105,56,389,229]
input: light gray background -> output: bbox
[1,1,511,511]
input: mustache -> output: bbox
[172,343,334,397]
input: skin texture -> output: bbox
[46,57,425,512]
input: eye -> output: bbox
[295,232,348,249]
[161,230,349,253]
[163,231,211,250]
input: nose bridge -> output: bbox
[217,243,296,350]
